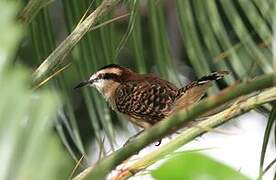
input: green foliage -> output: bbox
[259,105,276,179]
[0,1,23,70]
[0,1,73,179]
[152,152,250,180]
[0,67,73,180]
[18,0,54,24]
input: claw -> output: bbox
[155,139,162,146]
[123,139,131,147]
[124,131,162,147]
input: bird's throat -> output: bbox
[95,81,120,110]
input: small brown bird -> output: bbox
[75,64,228,144]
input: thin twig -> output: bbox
[69,155,85,180]
[263,158,276,175]
[33,63,71,90]
[90,13,130,31]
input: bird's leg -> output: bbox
[124,131,163,147]
[155,140,162,146]
[123,118,151,147]
[123,130,144,147]
[124,118,163,147]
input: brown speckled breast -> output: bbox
[115,76,178,124]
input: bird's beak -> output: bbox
[74,79,94,89]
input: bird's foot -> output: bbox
[123,130,144,147]
[123,131,162,147]
[154,139,162,146]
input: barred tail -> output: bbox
[172,71,229,113]
[196,70,229,85]
[177,70,229,95]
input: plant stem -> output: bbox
[74,74,275,180]
[32,0,121,84]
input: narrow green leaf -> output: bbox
[258,105,276,179]
[220,1,272,73]
[193,0,234,84]
[130,5,147,73]
[205,1,247,78]
[114,0,138,59]
[176,0,211,76]
[0,1,23,71]
[18,0,54,24]
[0,67,73,180]
[147,0,179,85]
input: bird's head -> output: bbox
[75,64,133,100]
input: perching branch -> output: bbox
[113,87,276,179]
[74,74,275,180]
[32,0,121,84]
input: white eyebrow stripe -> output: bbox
[98,68,122,76]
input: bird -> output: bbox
[75,64,228,145]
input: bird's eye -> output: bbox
[97,73,104,79]
[95,73,120,82]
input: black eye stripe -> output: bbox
[103,73,119,80]
[96,73,121,82]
